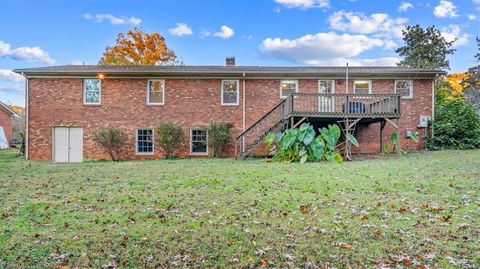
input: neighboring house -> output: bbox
[14,59,445,162]
[0,100,19,149]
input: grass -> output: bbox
[0,149,479,268]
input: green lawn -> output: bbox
[0,149,479,268]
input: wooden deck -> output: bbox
[235,93,402,159]
[285,93,401,119]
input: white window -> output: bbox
[221,80,239,105]
[147,80,165,105]
[190,129,208,155]
[83,79,101,104]
[136,129,154,154]
[280,80,298,98]
[353,80,372,94]
[395,80,413,99]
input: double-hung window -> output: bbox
[280,80,298,98]
[83,79,101,105]
[353,80,372,95]
[395,80,413,99]
[221,80,239,105]
[136,129,154,154]
[190,129,208,155]
[147,80,165,105]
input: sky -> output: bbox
[1,0,479,106]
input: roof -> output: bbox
[0,100,19,118]
[13,65,446,79]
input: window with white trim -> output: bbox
[147,80,165,104]
[280,80,298,98]
[136,129,154,154]
[221,80,239,105]
[395,80,413,99]
[83,79,101,104]
[190,129,208,154]
[353,80,372,94]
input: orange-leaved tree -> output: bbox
[445,72,469,93]
[99,28,180,65]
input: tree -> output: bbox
[99,28,179,65]
[155,122,184,159]
[426,80,480,150]
[396,25,456,70]
[92,127,128,161]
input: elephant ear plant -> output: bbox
[264,123,359,164]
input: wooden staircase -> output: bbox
[234,95,293,159]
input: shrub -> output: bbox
[425,82,480,150]
[264,123,359,164]
[92,127,128,161]
[208,122,234,157]
[155,122,184,159]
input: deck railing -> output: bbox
[290,93,401,118]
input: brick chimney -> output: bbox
[226,57,235,67]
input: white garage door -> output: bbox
[53,127,83,163]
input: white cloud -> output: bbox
[441,25,470,47]
[433,0,458,18]
[0,40,54,65]
[213,25,235,39]
[84,13,141,26]
[398,2,413,12]
[0,69,24,82]
[328,11,407,39]
[259,32,388,65]
[168,23,193,36]
[472,0,480,10]
[323,57,399,66]
[274,0,329,9]
[467,14,477,20]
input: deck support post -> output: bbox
[395,118,401,155]
[344,119,351,160]
[379,120,386,154]
[290,117,294,129]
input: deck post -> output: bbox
[380,120,386,154]
[344,119,351,160]
[395,118,401,155]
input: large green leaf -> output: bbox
[409,131,419,143]
[346,133,359,147]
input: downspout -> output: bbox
[431,78,435,138]
[242,73,246,149]
[345,62,349,94]
[23,72,28,160]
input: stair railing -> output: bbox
[235,94,293,158]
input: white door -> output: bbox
[53,127,83,163]
[0,127,8,149]
[318,80,335,112]
[68,128,83,162]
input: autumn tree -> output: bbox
[99,28,180,65]
[396,25,456,70]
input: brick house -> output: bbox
[14,62,444,162]
[0,100,19,148]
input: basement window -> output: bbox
[221,80,239,105]
[190,129,208,155]
[395,80,413,99]
[280,80,298,98]
[83,79,101,104]
[136,129,154,154]
[353,80,372,95]
[147,80,165,105]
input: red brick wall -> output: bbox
[0,109,13,146]
[27,77,433,161]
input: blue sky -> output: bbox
[1,0,479,105]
